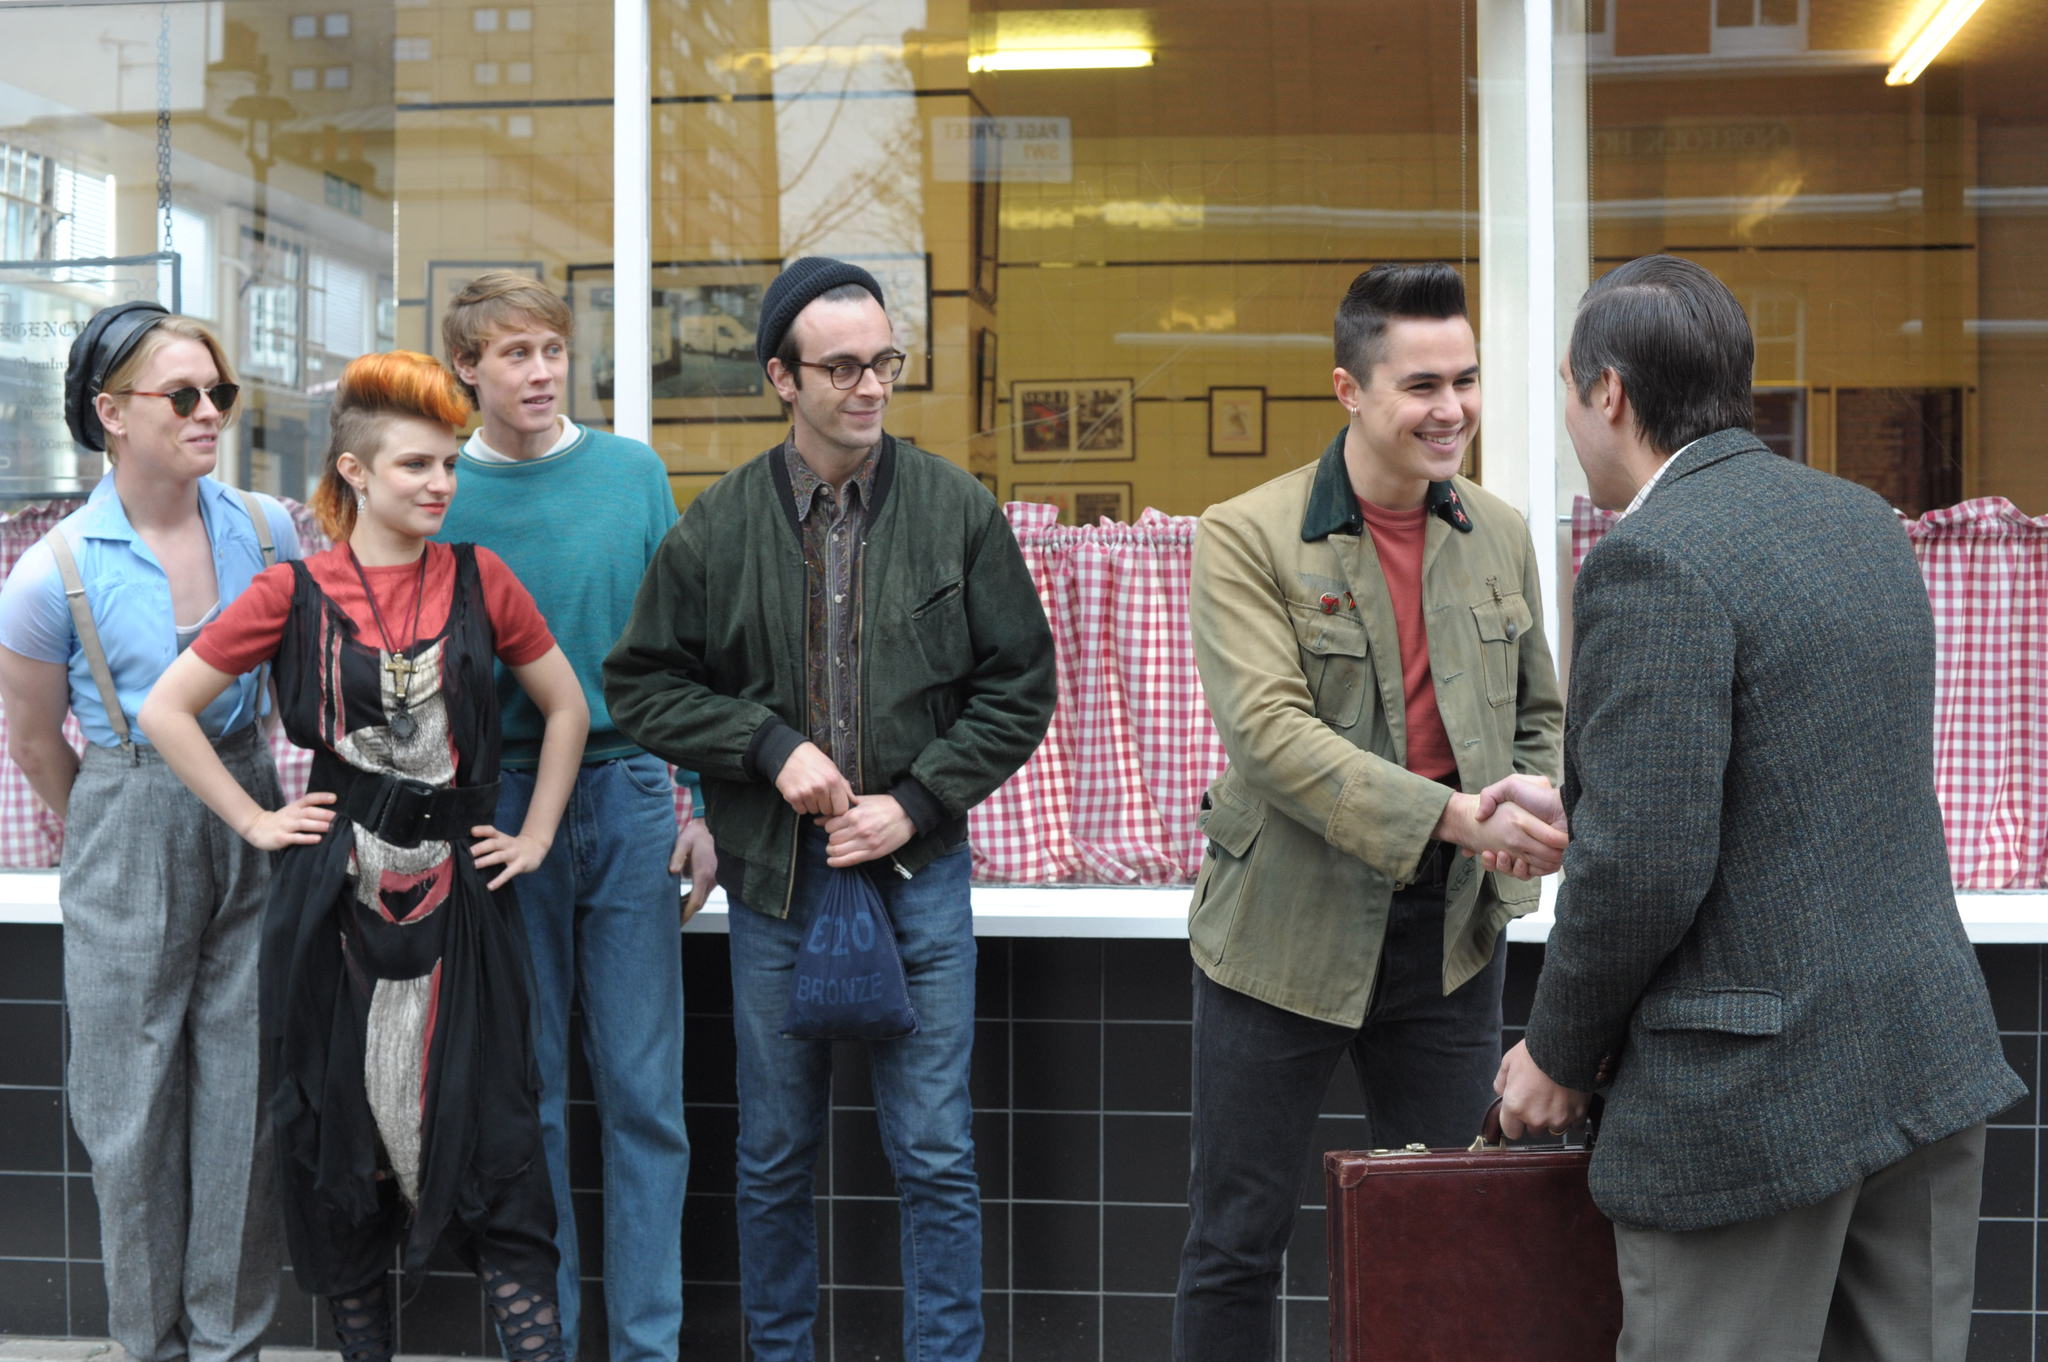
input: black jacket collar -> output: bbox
[1299,429,1474,542]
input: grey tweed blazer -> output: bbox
[1524,427,2024,1233]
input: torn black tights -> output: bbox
[328,1276,394,1362]
[480,1259,566,1362]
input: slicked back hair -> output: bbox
[1334,262,1469,378]
[1568,255,1754,456]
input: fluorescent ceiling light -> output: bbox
[969,47,1153,73]
[1886,0,1987,85]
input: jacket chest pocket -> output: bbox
[1288,601,1372,730]
[1469,592,1532,707]
[900,576,967,674]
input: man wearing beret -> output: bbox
[606,257,1056,1360]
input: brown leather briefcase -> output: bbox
[1323,1101,1621,1361]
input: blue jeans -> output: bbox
[1173,846,1507,1362]
[499,753,690,1362]
[727,828,981,1362]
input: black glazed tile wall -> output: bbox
[0,924,2041,1362]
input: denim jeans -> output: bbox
[499,753,690,1362]
[727,827,980,1362]
[1173,846,1507,1362]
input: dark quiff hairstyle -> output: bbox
[1333,262,1469,378]
[309,351,472,542]
[1567,254,1755,456]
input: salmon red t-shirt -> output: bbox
[194,542,554,677]
[1356,497,1457,782]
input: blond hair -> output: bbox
[440,271,573,401]
[100,316,240,460]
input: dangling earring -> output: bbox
[354,488,367,516]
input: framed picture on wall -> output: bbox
[567,253,932,424]
[1208,385,1265,456]
[424,260,542,356]
[1011,481,1132,525]
[972,178,1000,305]
[974,329,998,433]
[1011,378,1135,462]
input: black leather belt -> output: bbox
[314,756,499,848]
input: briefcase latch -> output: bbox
[1365,1143,1430,1157]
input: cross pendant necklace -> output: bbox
[347,543,431,742]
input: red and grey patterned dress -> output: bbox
[194,540,558,1295]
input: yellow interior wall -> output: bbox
[381,1,2045,517]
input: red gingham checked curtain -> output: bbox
[969,504,1228,884]
[1908,499,2048,889]
[1572,494,2048,890]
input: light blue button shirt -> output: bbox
[0,473,303,748]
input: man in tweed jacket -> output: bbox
[1494,254,2024,1361]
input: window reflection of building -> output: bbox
[1583,0,2045,515]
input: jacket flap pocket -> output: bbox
[1637,987,1784,1036]
[1470,593,1533,644]
[1199,788,1266,858]
[1287,601,1369,658]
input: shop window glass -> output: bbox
[1579,0,2048,516]
[640,2,1477,514]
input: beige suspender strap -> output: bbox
[237,489,277,566]
[42,528,133,752]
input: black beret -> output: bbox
[65,301,171,453]
[754,257,885,373]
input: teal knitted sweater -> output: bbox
[437,423,683,773]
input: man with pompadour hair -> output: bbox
[1493,253,2023,1361]
[605,256,1055,1362]
[434,269,706,1362]
[1173,261,1567,1361]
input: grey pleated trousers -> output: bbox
[61,727,281,1362]
[1613,1122,1986,1362]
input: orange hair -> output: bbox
[311,350,473,542]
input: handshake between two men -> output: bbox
[1436,771,1570,881]
[1430,772,1593,1142]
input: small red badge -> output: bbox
[1319,593,1340,615]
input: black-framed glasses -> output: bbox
[116,383,241,418]
[791,353,906,390]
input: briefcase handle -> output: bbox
[1469,1096,1604,1152]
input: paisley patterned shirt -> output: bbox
[785,442,878,793]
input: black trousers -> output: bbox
[1173,851,1508,1362]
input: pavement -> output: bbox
[0,1346,469,1362]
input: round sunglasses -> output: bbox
[114,383,241,418]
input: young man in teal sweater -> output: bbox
[437,273,708,1362]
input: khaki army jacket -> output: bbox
[1188,432,1564,1027]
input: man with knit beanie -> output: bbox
[436,272,707,1362]
[606,257,1056,1360]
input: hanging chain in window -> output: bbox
[156,2,173,253]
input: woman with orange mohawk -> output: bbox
[141,351,587,1362]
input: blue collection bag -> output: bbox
[780,866,921,1040]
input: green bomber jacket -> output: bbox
[603,434,1056,917]
[1187,432,1564,1027]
